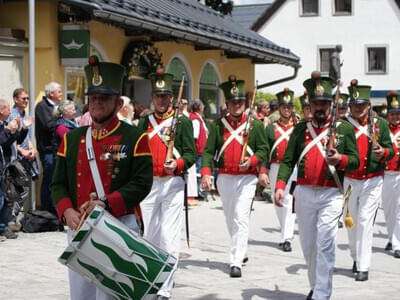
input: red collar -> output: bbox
[91,116,120,140]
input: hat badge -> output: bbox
[391,96,399,108]
[382,108,388,115]
[304,96,309,105]
[156,79,166,89]
[283,94,291,103]
[338,97,343,105]
[230,85,239,96]
[314,82,324,96]
[89,56,103,87]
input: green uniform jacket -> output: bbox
[276,120,359,190]
[51,120,153,220]
[201,116,269,175]
[137,114,196,175]
[344,116,394,177]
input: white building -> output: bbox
[240,0,400,102]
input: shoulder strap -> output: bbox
[85,127,106,201]
[269,124,294,161]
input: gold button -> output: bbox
[77,184,80,188]
[78,172,81,176]
[78,160,82,164]
[81,139,85,143]
[107,172,111,176]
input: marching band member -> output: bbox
[343,80,394,281]
[201,75,269,278]
[52,57,153,300]
[137,69,196,300]
[275,72,359,299]
[382,91,400,259]
[264,88,297,252]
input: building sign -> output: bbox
[60,24,89,66]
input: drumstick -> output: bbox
[76,192,97,231]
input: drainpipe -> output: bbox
[257,65,300,89]
[29,0,36,210]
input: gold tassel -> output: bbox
[345,210,355,228]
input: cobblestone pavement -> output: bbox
[0,199,398,299]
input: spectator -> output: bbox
[181,99,189,117]
[53,100,78,149]
[0,98,33,240]
[268,99,280,124]
[8,88,37,221]
[256,99,271,127]
[117,96,134,125]
[35,82,63,225]
[78,104,92,126]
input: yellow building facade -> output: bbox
[0,1,254,115]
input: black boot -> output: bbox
[230,266,242,278]
[306,290,313,300]
[355,271,368,281]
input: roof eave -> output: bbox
[92,9,300,67]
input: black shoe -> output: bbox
[355,271,368,281]
[338,220,343,228]
[282,241,292,252]
[394,250,400,258]
[230,266,242,278]
[352,261,358,274]
[156,296,169,300]
[242,257,248,264]
[385,242,393,251]
[306,290,313,300]
[2,229,17,239]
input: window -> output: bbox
[302,0,318,15]
[199,63,220,120]
[319,48,335,74]
[166,57,189,99]
[334,0,352,14]
[367,47,387,73]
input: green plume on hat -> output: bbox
[85,55,126,95]
[347,79,371,104]
[219,74,245,101]
[150,68,174,95]
[303,71,333,101]
[276,87,294,106]
[386,90,400,113]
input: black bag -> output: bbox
[1,159,30,203]
[20,210,60,233]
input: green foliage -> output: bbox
[199,0,233,15]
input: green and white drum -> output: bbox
[58,205,177,300]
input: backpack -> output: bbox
[1,159,30,204]
[20,210,60,233]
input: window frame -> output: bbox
[199,61,221,120]
[300,0,320,17]
[333,0,352,16]
[365,45,388,75]
[317,46,336,76]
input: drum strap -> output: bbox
[85,127,106,201]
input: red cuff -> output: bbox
[381,147,391,162]
[275,180,287,191]
[56,197,74,223]
[250,155,259,168]
[259,166,268,174]
[107,190,127,218]
[201,167,212,176]
[337,154,348,170]
[175,158,185,175]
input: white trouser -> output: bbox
[344,176,382,272]
[269,163,297,243]
[382,171,400,251]
[140,176,184,298]
[294,185,342,300]
[187,164,198,197]
[67,214,140,300]
[217,174,257,268]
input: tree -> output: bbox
[199,0,234,15]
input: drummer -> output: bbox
[51,56,153,300]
